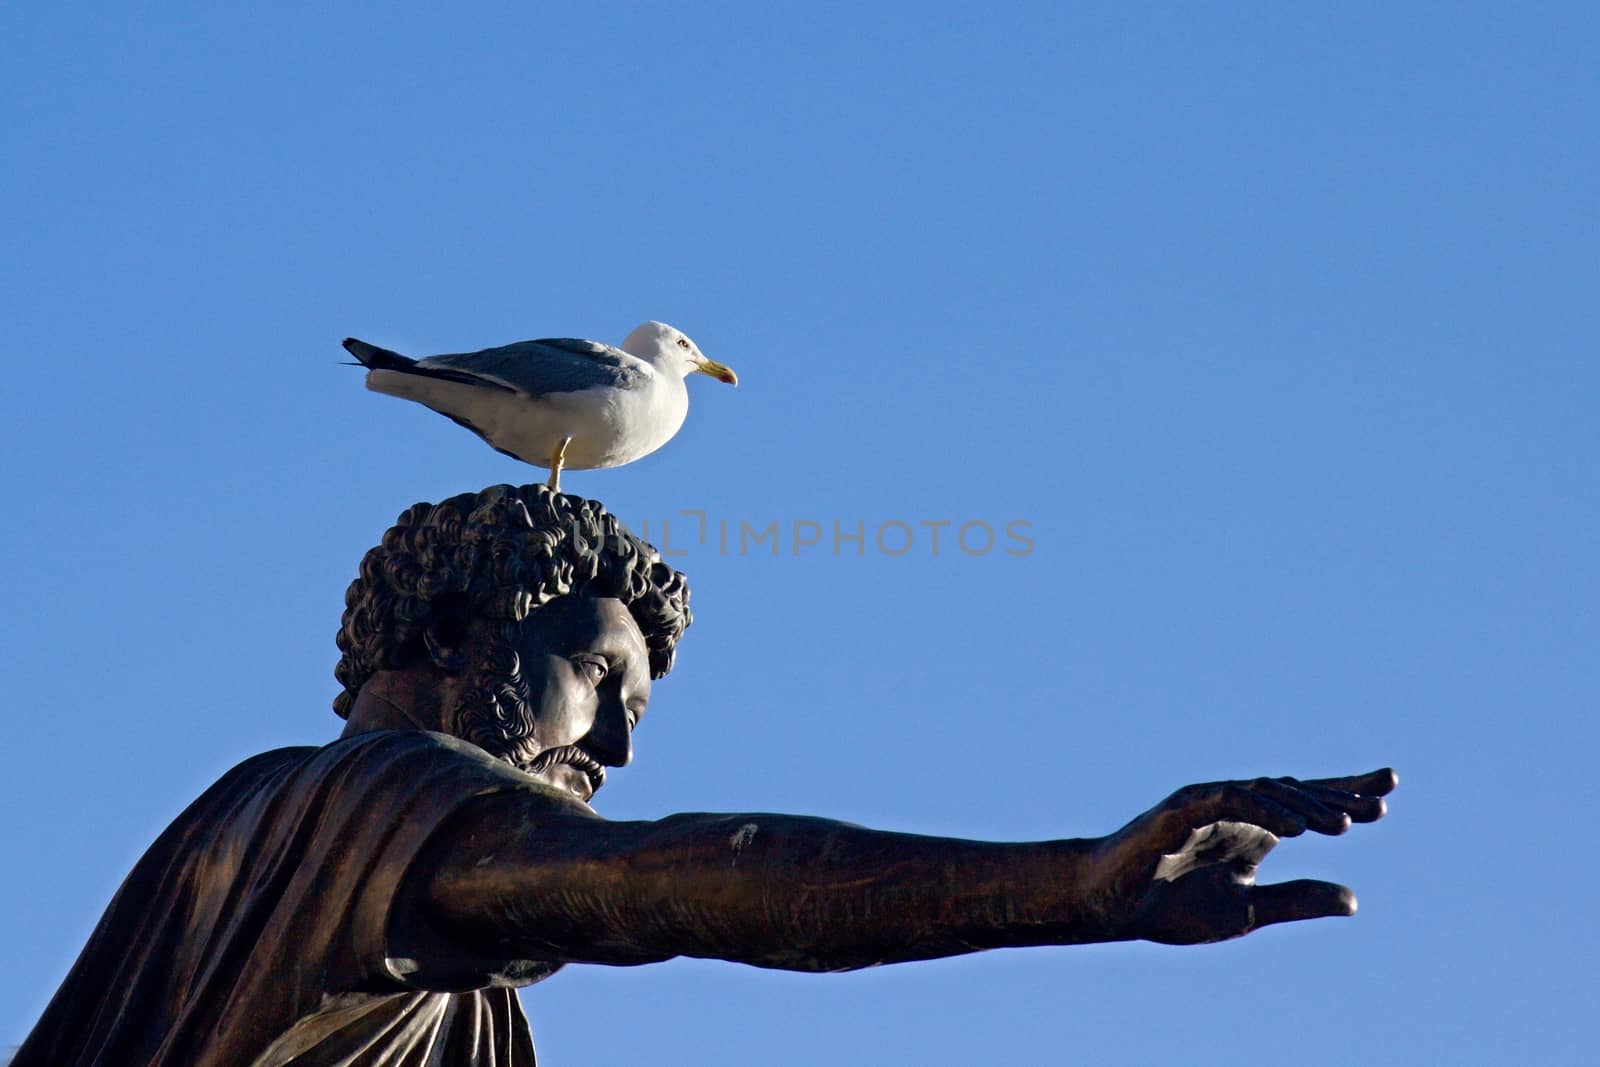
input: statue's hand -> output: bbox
[1087,768,1396,944]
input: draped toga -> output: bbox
[14,730,582,1066]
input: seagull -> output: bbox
[344,322,738,490]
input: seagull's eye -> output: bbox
[677,338,691,349]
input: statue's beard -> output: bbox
[442,626,608,792]
[445,626,543,770]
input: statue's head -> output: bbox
[334,484,691,784]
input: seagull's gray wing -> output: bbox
[418,338,648,397]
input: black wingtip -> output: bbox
[342,337,414,371]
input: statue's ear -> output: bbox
[422,594,473,673]
[422,625,469,673]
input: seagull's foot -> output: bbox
[547,436,572,492]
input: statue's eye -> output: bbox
[572,656,608,685]
[677,338,691,349]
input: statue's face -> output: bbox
[508,594,652,803]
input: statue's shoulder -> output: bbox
[323,728,519,769]
[323,729,583,801]
[231,730,498,771]
[176,733,485,820]
[192,731,592,828]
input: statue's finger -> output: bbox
[1303,768,1399,798]
[1252,778,1351,835]
[1277,777,1387,823]
[1250,880,1358,928]
[1179,784,1307,841]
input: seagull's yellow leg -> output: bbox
[547,436,572,492]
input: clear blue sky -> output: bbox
[2,5,1594,1064]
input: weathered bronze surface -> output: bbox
[14,484,1395,1065]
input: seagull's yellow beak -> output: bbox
[692,358,739,387]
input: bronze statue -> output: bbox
[15,484,1395,1066]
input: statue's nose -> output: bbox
[584,699,634,767]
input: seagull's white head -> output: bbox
[620,321,738,386]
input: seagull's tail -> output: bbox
[342,337,415,371]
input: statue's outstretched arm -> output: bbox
[402,769,1395,972]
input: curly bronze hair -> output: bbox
[333,485,691,759]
